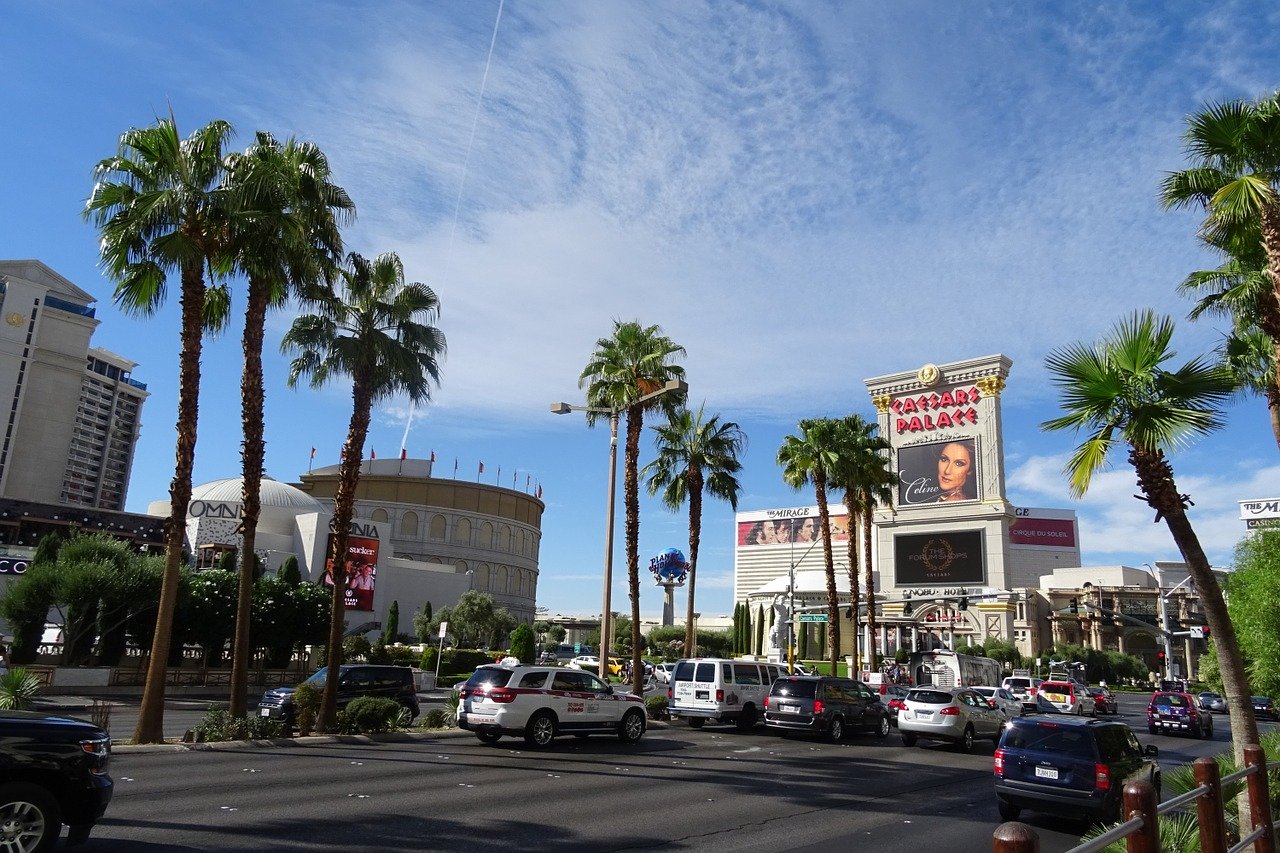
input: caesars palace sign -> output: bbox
[890,386,982,434]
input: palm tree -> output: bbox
[282,252,445,731]
[778,419,841,673]
[1042,310,1257,772]
[643,404,746,657]
[1178,229,1280,449]
[579,321,686,696]
[829,414,894,675]
[1161,91,1280,446]
[222,133,355,717]
[85,116,236,744]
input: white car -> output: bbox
[566,655,599,671]
[973,685,1022,718]
[456,664,647,747]
[653,663,676,685]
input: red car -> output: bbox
[1147,691,1213,738]
[1089,686,1119,715]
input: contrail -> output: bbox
[400,0,505,457]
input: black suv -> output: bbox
[0,710,113,849]
[763,676,891,742]
[994,715,1159,823]
[258,665,420,729]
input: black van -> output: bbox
[763,676,891,741]
[258,664,419,729]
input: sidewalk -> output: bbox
[32,687,457,714]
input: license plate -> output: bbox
[260,708,270,717]
[782,704,798,714]
[695,690,709,700]
[1035,766,1059,780]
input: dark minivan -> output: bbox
[258,664,419,729]
[994,716,1159,823]
[764,676,891,742]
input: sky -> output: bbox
[6,1,1280,623]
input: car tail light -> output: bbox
[1028,687,1037,695]
[1095,763,1111,791]
[716,689,724,703]
[668,687,673,700]
[764,696,770,709]
[940,706,960,716]
[813,700,824,715]
[486,688,518,704]
[459,688,471,699]
[993,748,1005,777]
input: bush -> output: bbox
[510,624,536,664]
[0,669,42,710]
[383,645,421,667]
[293,682,321,736]
[645,694,668,720]
[192,709,285,742]
[336,696,406,734]
[421,707,452,729]
[438,648,493,677]
[420,647,438,671]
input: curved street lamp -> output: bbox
[550,378,688,675]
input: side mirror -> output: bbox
[1144,744,1159,757]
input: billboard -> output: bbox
[320,534,379,612]
[894,531,985,585]
[897,437,980,506]
[737,514,850,547]
[1009,516,1077,548]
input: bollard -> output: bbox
[1122,779,1159,853]
[1194,755,1228,853]
[1245,745,1276,853]
[992,821,1039,853]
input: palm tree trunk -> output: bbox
[625,409,645,696]
[134,263,205,744]
[318,375,373,731]
[862,498,878,673]
[842,495,860,675]
[230,282,269,717]
[1260,202,1280,452]
[684,468,703,658]
[814,477,840,673]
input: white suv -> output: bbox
[457,665,647,747]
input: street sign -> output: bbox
[438,621,448,639]
[1190,626,1208,639]
[796,613,828,623]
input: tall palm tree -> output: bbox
[1178,229,1280,448]
[282,252,445,731]
[829,414,894,675]
[643,404,746,657]
[84,116,236,744]
[222,133,355,717]
[1161,91,1280,445]
[1042,311,1257,772]
[579,320,686,696]
[778,418,841,673]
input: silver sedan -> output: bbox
[898,686,1007,751]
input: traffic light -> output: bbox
[1069,597,1079,614]
[1156,650,1165,661]
[902,593,914,616]
[957,596,969,610]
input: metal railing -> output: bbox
[993,744,1276,853]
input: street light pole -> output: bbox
[551,378,688,683]
[1144,563,1173,681]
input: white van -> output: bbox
[667,658,787,730]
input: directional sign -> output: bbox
[796,613,828,623]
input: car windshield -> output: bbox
[907,689,953,704]
[464,667,513,690]
[770,679,817,699]
[302,667,330,686]
[1155,694,1188,707]
[1002,723,1095,757]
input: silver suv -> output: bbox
[457,665,647,748]
[899,686,1006,751]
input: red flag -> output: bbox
[310,447,316,459]
[371,449,376,460]
[400,448,407,461]
[537,484,543,499]
[479,461,485,473]
[430,450,436,462]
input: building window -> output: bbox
[453,517,471,545]
[400,511,418,537]
[371,508,389,523]
[430,514,446,540]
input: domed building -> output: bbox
[147,456,543,630]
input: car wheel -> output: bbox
[476,732,501,744]
[997,798,1021,821]
[618,709,645,744]
[828,716,845,743]
[688,717,705,729]
[901,732,918,747]
[736,705,758,732]
[0,782,62,853]
[524,711,557,748]
[957,725,975,752]
[875,715,891,739]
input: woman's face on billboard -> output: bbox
[937,442,973,494]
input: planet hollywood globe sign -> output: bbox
[649,547,690,587]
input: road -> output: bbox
[82,691,1250,852]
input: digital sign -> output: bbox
[894,531,985,585]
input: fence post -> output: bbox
[992,821,1039,853]
[1123,779,1159,853]
[1245,745,1276,853]
[1194,755,1228,853]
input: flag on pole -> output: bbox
[512,471,517,488]
[496,465,501,485]
[453,458,459,478]
[370,449,376,460]
[479,461,485,473]
[537,483,543,499]
[430,450,436,462]
[310,447,316,459]
[400,448,407,461]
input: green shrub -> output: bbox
[336,696,405,734]
[645,695,668,720]
[292,682,321,736]
[510,624,536,664]
[420,647,438,671]
[438,648,494,677]
[192,709,285,742]
[383,645,420,667]
[0,669,42,710]
[422,707,451,729]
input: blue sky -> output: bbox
[6,2,1279,622]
